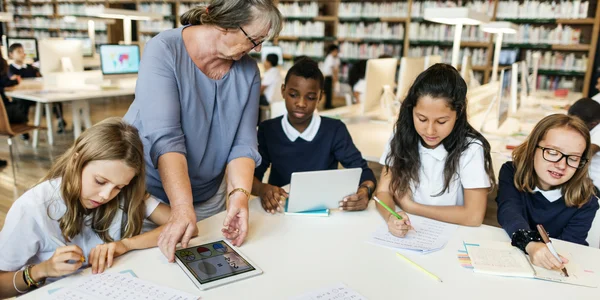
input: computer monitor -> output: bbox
[65,37,93,57]
[497,69,511,128]
[260,45,283,66]
[99,44,140,76]
[6,37,38,61]
[396,57,425,102]
[363,58,398,115]
[38,39,84,76]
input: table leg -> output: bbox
[72,101,82,139]
[32,102,42,148]
[44,103,54,146]
[82,100,92,129]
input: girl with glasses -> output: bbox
[497,114,599,271]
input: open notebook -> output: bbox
[463,241,598,287]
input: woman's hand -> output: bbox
[89,241,130,274]
[526,242,569,270]
[339,188,369,211]
[222,194,249,246]
[259,184,287,214]
[387,212,412,238]
[158,205,198,263]
[37,245,84,279]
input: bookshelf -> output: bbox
[3,0,598,95]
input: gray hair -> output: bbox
[180,0,283,41]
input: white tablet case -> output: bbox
[286,168,362,213]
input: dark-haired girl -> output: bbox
[376,64,496,237]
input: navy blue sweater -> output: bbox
[496,162,599,246]
[255,116,376,188]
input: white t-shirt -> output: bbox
[589,126,600,188]
[379,136,491,206]
[262,67,283,104]
[353,79,366,103]
[322,54,340,77]
[592,93,600,103]
[0,179,160,273]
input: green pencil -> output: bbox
[373,196,403,220]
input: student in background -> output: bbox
[0,55,23,123]
[252,59,376,214]
[377,64,496,237]
[0,118,171,298]
[496,114,599,271]
[322,45,340,109]
[8,43,67,134]
[568,98,600,188]
[348,60,367,104]
[260,53,283,105]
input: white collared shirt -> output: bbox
[589,125,600,188]
[0,179,160,276]
[532,186,563,203]
[380,136,491,206]
[10,63,27,70]
[281,113,321,142]
[262,67,283,104]
[592,93,600,102]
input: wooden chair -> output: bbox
[0,99,43,186]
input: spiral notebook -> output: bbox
[464,241,598,288]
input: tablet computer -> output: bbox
[174,240,262,290]
[286,168,362,213]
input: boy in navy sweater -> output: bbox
[496,114,598,271]
[252,58,376,214]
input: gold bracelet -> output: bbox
[228,188,250,200]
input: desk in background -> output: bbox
[6,75,135,147]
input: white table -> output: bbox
[6,82,134,147]
[21,199,600,299]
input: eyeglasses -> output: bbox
[239,26,264,49]
[536,146,588,169]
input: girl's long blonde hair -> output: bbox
[512,114,595,207]
[41,117,147,242]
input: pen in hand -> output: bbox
[536,224,568,277]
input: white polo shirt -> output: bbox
[322,54,340,77]
[262,67,283,104]
[589,126,600,188]
[380,137,491,206]
[0,178,160,275]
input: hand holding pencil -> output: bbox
[374,196,414,238]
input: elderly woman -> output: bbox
[124,0,282,261]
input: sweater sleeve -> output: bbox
[254,123,271,182]
[557,195,599,245]
[496,162,532,237]
[332,121,376,186]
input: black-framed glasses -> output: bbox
[239,26,264,49]
[536,146,588,169]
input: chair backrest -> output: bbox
[0,99,16,137]
[270,101,287,119]
[586,196,600,248]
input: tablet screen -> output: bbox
[175,241,256,285]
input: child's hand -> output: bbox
[89,241,130,274]
[10,75,21,83]
[260,184,288,214]
[339,188,369,211]
[39,245,84,278]
[526,242,569,270]
[387,212,412,238]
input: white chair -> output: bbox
[269,101,287,120]
[586,197,600,248]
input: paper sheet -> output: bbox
[45,272,199,300]
[289,283,367,300]
[369,215,458,253]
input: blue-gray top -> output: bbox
[124,27,262,204]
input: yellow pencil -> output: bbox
[396,252,443,283]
